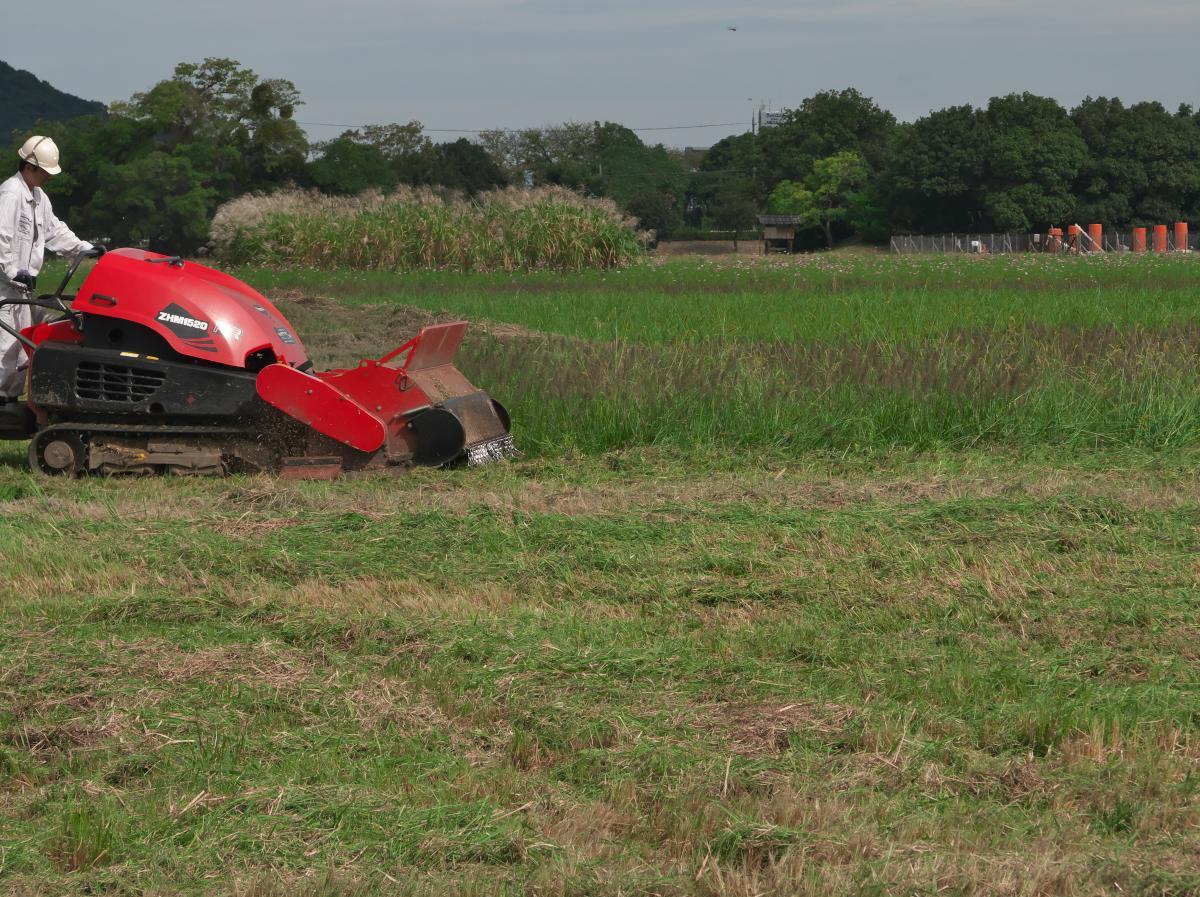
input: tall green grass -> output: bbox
[242,252,1200,342]
[210,186,645,273]
[253,255,1200,458]
[456,324,1200,455]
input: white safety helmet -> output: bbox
[18,135,62,176]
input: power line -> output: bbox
[631,122,746,132]
[294,120,747,134]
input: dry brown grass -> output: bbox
[529,799,638,862]
[710,701,859,758]
[109,638,315,687]
[343,678,455,734]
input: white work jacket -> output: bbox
[0,171,92,285]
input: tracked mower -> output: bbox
[0,248,515,477]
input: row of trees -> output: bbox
[15,58,1200,251]
[700,90,1200,248]
[307,89,1200,247]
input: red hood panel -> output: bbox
[72,249,308,368]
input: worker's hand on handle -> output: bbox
[9,271,34,293]
[87,244,106,258]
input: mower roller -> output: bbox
[0,248,515,477]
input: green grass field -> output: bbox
[247,253,1200,457]
[2,254,1198,896]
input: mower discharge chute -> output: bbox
[0,248,515,477]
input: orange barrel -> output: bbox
[1153,224,1168,253]
[1133,227,1147,252]
[1088,223,1103,251]
[1048,227,1063,252]
[1175,221,1189,251]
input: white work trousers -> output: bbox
[0,284,32,396]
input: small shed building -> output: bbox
[757,215,803,254]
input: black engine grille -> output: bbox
[75,362,166,403]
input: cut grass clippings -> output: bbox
[1,449,1198,895]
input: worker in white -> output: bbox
[0,135,98,399]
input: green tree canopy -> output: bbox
[981,93,1086,232]
[87,151,218,250]
[330,126,506,194]
[334,122,434,185]
[307,137,398,195]
[478,122,596,184]
[112,58,307,188]
[426,139,508,194]
[476,121,688,237]
[1070,97,1200,227]
[589,124,687,237]
[884,105,990,232]
[694,132,766,218]
[33,58,310,251]
[759,89,896,187]
[768,151,869,248]
[706,176,760,233]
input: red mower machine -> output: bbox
[0,249,515,477]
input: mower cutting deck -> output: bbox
[0,249,515,477]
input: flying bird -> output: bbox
[727,26,737,31]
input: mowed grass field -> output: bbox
[2,254,1199,896]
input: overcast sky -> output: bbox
[6,0,1198,147]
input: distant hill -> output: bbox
[0,60,105,138]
